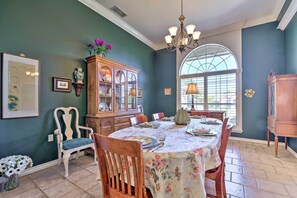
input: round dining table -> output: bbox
[109,118,223,198]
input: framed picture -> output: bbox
[137,88,142,98]
[1,53,39,119]
[52,77,71,92]
[164,88,171,95]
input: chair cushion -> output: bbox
[62,138,93,150]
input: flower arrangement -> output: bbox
[0,155,33,177]
[88,38,112,57]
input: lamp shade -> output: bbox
[186,83,198,94]
[165,35,172,44]
[129,88,136,96]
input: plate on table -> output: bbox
[161,117,172,121]
[186,129,218,136]
[124,136,157,148]
[200,119,221,125]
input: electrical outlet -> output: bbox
[48,134,54,142]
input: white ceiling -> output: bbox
[80,0,285,50]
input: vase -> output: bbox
[0,174,19,192]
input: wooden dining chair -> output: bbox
[136,115,148,123]
[205,117,233,198]
[151,113,160,121]
[130,117,138,126]
[158,112,165,119]
[190,111,211,117]
[93,134,149,198]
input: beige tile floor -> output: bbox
[1,139,297,198]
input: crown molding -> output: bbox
[78,0,158,50]
[277,0,297,30]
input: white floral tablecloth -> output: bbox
[109,118,222,198]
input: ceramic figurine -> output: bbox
[73,67,84,84]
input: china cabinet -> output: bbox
[267,74,297,156]
[85,55,140,136]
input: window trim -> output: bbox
[176,44,243,133]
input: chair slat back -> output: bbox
[54,107,81,141]
[190,111,211,117]
[136,115,148,123]
[219,118,233,162]
[130,117,138,126]
[152,113,160,121]
[93,134,145,198]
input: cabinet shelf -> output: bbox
[99,81,112,86]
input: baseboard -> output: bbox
[229,137,297,158]
[21,151,85,177]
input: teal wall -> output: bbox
[154,49,177,117]
[284,12,297,151]
[0,0,154,165]
[232,22,285,140]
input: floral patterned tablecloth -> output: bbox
[109,119,222,198]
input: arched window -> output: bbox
[178,44,240,128]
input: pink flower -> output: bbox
[88,43,95,49]
[95,38,104,46]
[106,44,112,50]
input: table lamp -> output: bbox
[186,83,198,111]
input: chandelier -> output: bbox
[165,0,201,53]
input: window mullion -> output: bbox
[204,76,208,110]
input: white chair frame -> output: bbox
[54,106,95,177]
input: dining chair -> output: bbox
[158,112,165,119]
[53,107,95,177]
[130,117,138,126]
[190,111,211,117]
[136,115,148,123]
[93,134,149,198]
[205,117,233,198]
[151,113,160,121]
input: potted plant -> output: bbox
[88,38,112,57]
[0,155,33,192]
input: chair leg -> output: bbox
[222,179,227,198]
[58,149,62,166]
[63,153,71,177]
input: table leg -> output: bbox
[285,137,288,150]
[275,136,278,157]
[267,130,270,147]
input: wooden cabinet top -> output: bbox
[86,55,140,73]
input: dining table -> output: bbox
[109,117,223,198]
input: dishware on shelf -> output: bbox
[103,74,112,82]
[99,102,107,111]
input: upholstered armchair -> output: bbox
[53,106,95,177]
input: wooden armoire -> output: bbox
[85,55,141,136]
[267,73,297,156]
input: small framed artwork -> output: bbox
[52,77,71,92]
[1,53,40,119]
[137,88,142,98]
[164,88,171,95]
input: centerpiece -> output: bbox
[0,155,33,192]
[88,38,112,57]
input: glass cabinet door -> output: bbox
[128,72,137,109]
[98,66,112,112]
[115,70,126,111]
